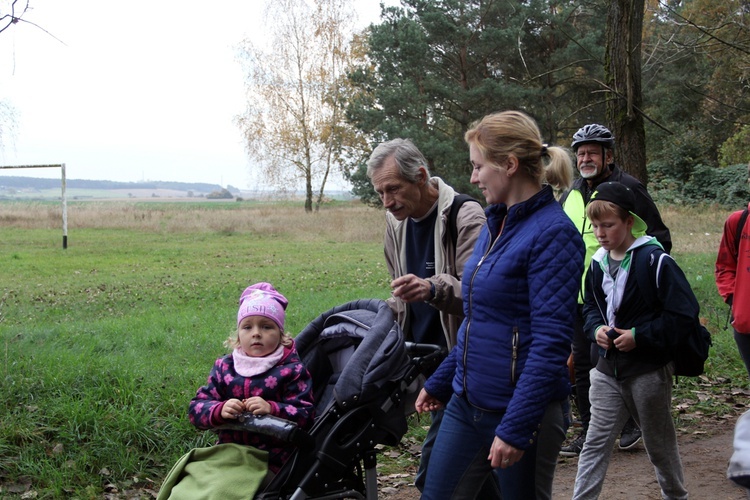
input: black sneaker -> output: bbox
[560,432,586,456]
[619,420,642,450]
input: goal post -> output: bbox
[0,163,68,249]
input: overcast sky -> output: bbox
[0,0,390,189]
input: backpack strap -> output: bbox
[633,245,711,380]
[632,246,665,307]
[736,208,749,258]
[726,208,749,328]
[447,193,481,251]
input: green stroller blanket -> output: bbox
[157,443,269,500]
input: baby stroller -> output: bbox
[221,298,445,499]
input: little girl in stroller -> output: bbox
[157,282,314,499]
[159,292,441,499]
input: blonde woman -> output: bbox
[416,110,584,499]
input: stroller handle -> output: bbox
[217,413,316,450]
[404,342,446,357]
[404,342,448,375]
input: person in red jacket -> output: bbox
[715,162,750,376]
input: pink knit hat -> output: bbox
[237,282,288,330]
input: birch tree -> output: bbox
[236,0,359,212]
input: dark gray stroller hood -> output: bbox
[294,298,411,413]
[245,299,437,499]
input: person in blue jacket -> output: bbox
[415,110,585,499]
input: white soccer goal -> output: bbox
[0,163,68,249]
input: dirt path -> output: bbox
[553,423,745,499]
[382,418,748,499]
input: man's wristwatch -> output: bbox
[426,282,436,302]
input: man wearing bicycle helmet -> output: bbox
[558,123,672,456]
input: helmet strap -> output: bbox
[586,154,613,186]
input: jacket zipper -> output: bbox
[593,263,619,378]
[511,326,519,385]
[578,214,589,303]
[462,226,503,396]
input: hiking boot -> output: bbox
[619,420,642,450]
[560,432,586,457]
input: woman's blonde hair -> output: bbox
[464,110,573,188]
[224,329,293,351]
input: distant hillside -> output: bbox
[0,176,224,193]
[0,175,357,201]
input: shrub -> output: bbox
[719,126,750,168]
[207,188,234,199]
[649,162,748,208]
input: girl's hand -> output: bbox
[488,436,524,469]
[243,397,272,415]
[221,398,245,419]
[415,388,443,413]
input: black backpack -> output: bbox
[632,246,712,377]
[446,193,482,251]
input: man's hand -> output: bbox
[391,274,432,303]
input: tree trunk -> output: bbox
[305,173,313,213]
[605,0,648,185]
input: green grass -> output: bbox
[0,205,391,498]
[662,250,750,429]
[0,201,748,497]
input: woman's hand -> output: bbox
[415,388,443,413]
[488,436,524,469]
[221,398,245,419]
[243,397,272,415]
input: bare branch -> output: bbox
[0,0,67,45]
[14,16,67,45]
[593,78,673,134]
[657,0,750,56]
[0,0,28,35]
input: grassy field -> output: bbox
[0,199,747,498]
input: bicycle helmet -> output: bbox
[571,124,615,151]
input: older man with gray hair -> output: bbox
[367,138,485,492]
